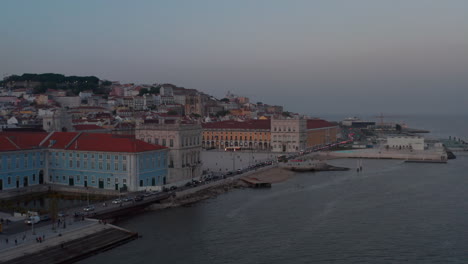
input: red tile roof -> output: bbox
[307,119,336,129]
[42,132,80,149]
[0,132,48,149]
[69,133,167,152]
[202,120,270,130]
[0,132,166,153]
[0,136,20,151]
[73,124,106,131]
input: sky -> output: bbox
[1,0,467,115]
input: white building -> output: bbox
[135,118,203,185]
[54,96,81,108]
[42,108,74,132]
[271,117,307,152]
[160,86,174,97]
[386,136,425,151]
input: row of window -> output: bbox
[49,152,127,161]
[4,174,37,185]
[139,155,166,170]
[203,135,268,141]
[0,159,42,171]
[205,131,269,135]
[145,136,200,147]
[53,160,128,171]
[273,127,297,132]
[50,174,127,185]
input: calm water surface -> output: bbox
[82,115,468,264]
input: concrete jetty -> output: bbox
[314,148,447,162]
[0,221,137,264]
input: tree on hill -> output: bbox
[138,88,149,96]
[139,86,160,96]
[216,110,230,117]
[4,73,102,95]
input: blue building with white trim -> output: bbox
[0,132,169,192]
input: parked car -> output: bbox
[74,211,84,217]
[122,197,133,202]
[134,195,144,201]
[40,215,50,222]
[112,199,122,204]
[169,186,177,191]
[24,216,40,225]
[57,211,68,218]
[83,205,95,212]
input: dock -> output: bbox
[0,222,137,264]
[314,148,448,162]
[241,177,272,188]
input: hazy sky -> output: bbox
[1,0,467,115]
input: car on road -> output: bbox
[134,195,144,201]
[74,211,84,217]
[112,198,122,204]
[57,211,68,218]
[24,216,41,225]
[122,197,133,202]
[40,215,50,222]
[169,186,177,191]
[83,205,95,212]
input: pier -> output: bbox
[241,177,272,188]
[314,148,448,162]
[0,221,137,264]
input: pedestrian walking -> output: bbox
[22,233,26,241]
[42,234,45,241]
[15,239,17,245]
[5,238,8,244]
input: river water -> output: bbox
[82,115,468,264]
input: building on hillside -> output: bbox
[160,86,174,97]
[135,118,202,185]
[306,119,339,148]
[202,120,271,150]
[271,117,307,152]
[0,132,168,192]
[184,93,205,116]
[53,96,81,108]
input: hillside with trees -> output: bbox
[2,73,109,95]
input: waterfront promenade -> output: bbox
[314,148,447,162]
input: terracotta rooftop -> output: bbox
[0,132,48,150]
[307,119,336,129]
[73,124,106,131]
[69,133,167,152]
[202,120,270,130]
[0,132,166,153]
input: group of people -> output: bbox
[35,235,45,243]
[0,218,11,225]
